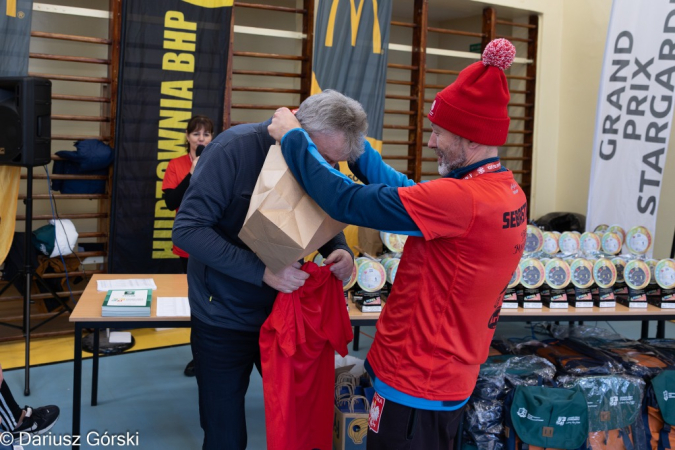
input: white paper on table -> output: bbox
[97,278,157,292]
[156,297,191,317]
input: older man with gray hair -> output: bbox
[173,89,367,450]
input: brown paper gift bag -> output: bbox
[238,144,346,273]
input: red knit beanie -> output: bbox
[428,39,515,146]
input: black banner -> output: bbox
[109,0,232,274]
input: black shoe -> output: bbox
[11,405,60,439]
[184,359,196,377]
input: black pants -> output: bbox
[190,315,262,450]
[0,379,22,431]
[366,397,465,450]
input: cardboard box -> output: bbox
[238,144,346,273]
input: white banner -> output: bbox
[587,0,675,252]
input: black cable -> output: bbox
[43,165,79,302]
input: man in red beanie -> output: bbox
[269,38,526,449]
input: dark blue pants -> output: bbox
[190,316,262,450]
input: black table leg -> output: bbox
[353,326,360,351]
[92,328,99,406]
[641,321,650,339]
[657,320,666,339]
[72,323,82,449]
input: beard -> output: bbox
[437,141,467,176]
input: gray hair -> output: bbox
[295,89,368,162]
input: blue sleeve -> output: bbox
[348,139,416,187]
[172,141,266,286]
[280,129,422,235]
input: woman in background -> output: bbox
[163,115,214,272]
[162,115,214,377]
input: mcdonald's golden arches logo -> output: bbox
[325,0,382,54]
[6,0,17,17]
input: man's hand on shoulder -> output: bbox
[324,249,354,281]
[268,107,301,142]
[262,261,310,293]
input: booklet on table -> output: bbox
[102,289,152,317]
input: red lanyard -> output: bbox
[462,161,502,180]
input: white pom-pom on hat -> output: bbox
[481,38,516,70]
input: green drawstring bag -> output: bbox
[570,374,644,450]
[652,370,675,426]
[574,375,643,432]
[32,223,56,256]
[509,385,589,449]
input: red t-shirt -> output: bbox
[260,262,353,450]
[366,171,527,401]
[162,154,192,258]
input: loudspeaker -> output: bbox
[0,76,52,167]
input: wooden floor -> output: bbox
[0,327,191,369]
[0,277,82,342]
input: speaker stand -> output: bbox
[0,168,73,395]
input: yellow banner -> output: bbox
[181,0,233,8]
[0,166,21,265]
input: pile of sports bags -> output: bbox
[461,325,675,450]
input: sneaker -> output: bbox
[11,405,60,439]
[184,360,196,377]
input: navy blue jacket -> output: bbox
[172,120,351,331]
